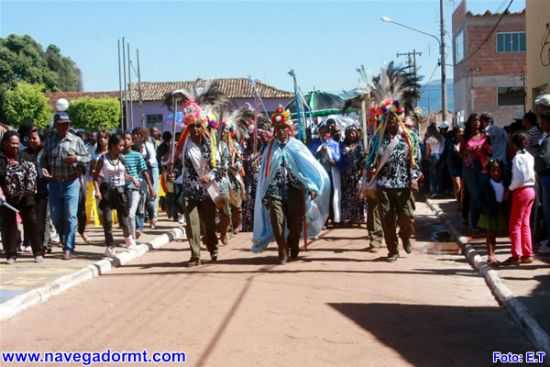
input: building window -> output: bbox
[146,114,163,126]
[496,32,526,53]
[454,30,464,64]
[497,87,525,106]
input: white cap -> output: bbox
[439,121,449,129]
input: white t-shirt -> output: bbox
[426,136,444,155]
[99,155,126,188]
[490,179,505,203]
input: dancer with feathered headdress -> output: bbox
[363,65,422,262]
[216,105,254,244]
[252,106,330,264]
[164,80,228,267]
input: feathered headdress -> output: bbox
[271,105,292,129]
[224,104,256,142]
[366,64,418,167]
[167,79,228,165]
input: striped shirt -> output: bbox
[123,150,147,189]
[41,131,91,181]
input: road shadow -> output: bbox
[328,302,532,367]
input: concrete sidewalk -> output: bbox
[427,197,550,357]
[0,215,184,320]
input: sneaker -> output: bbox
[124,236,137,249]
[537,242,550,255]
[178,216,185,225]
[150,220,157,230]
[105,247,116,257]
[63,250,72,260]
[6,258,16,265]
[34,255,44,263]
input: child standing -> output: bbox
[478,160,507,266]
[501,133,536,266]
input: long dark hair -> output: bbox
[464,113,481,142]
[108,134,123,151]
[96,130,109,154]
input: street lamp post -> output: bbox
[381,4,448,123]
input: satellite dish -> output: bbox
[56,98,69,112]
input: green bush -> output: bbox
[68,97,120,131]
[2,82,52,128]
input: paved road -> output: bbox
[0,202,532,366]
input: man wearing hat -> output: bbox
[252,107,330,264]
[41,112,90,259]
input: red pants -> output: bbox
[509,187,535,258]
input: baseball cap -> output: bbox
[54,112,71,124]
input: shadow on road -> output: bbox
[328,302,532,367]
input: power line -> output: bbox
[460,0,515,65]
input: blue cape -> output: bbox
[251,137,330,252]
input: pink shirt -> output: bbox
[463,134,491,171]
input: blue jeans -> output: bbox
[49,178,80,251]
[146,166,160,222]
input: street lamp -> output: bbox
[381,1,448,124]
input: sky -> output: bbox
[0,0,526,94]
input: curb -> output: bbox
[0,227,185,321]
[426,199,550,360]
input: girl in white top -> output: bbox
[93,134,136,257]
[501,133,536,266]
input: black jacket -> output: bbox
[535,134,550,177]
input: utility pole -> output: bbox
[122,37,128,132]
[397,49,422,107]
[440,0,448,122]
[117,39,123,130]
[127,42,134,130]
[136,48,144,127]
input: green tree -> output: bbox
[68,97,120,131]
[2,82,52,128]
[0,34,83,122]
[45,45,82,91]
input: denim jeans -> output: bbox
[146,166,160,222]
[127,189,141,238]
[49,178,80,251]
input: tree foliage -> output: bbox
[0,34,82,92]
[0,34,83,123]
[2,82,52,128]
[68,97,120,131]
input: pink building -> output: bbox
[49,78,293,131]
